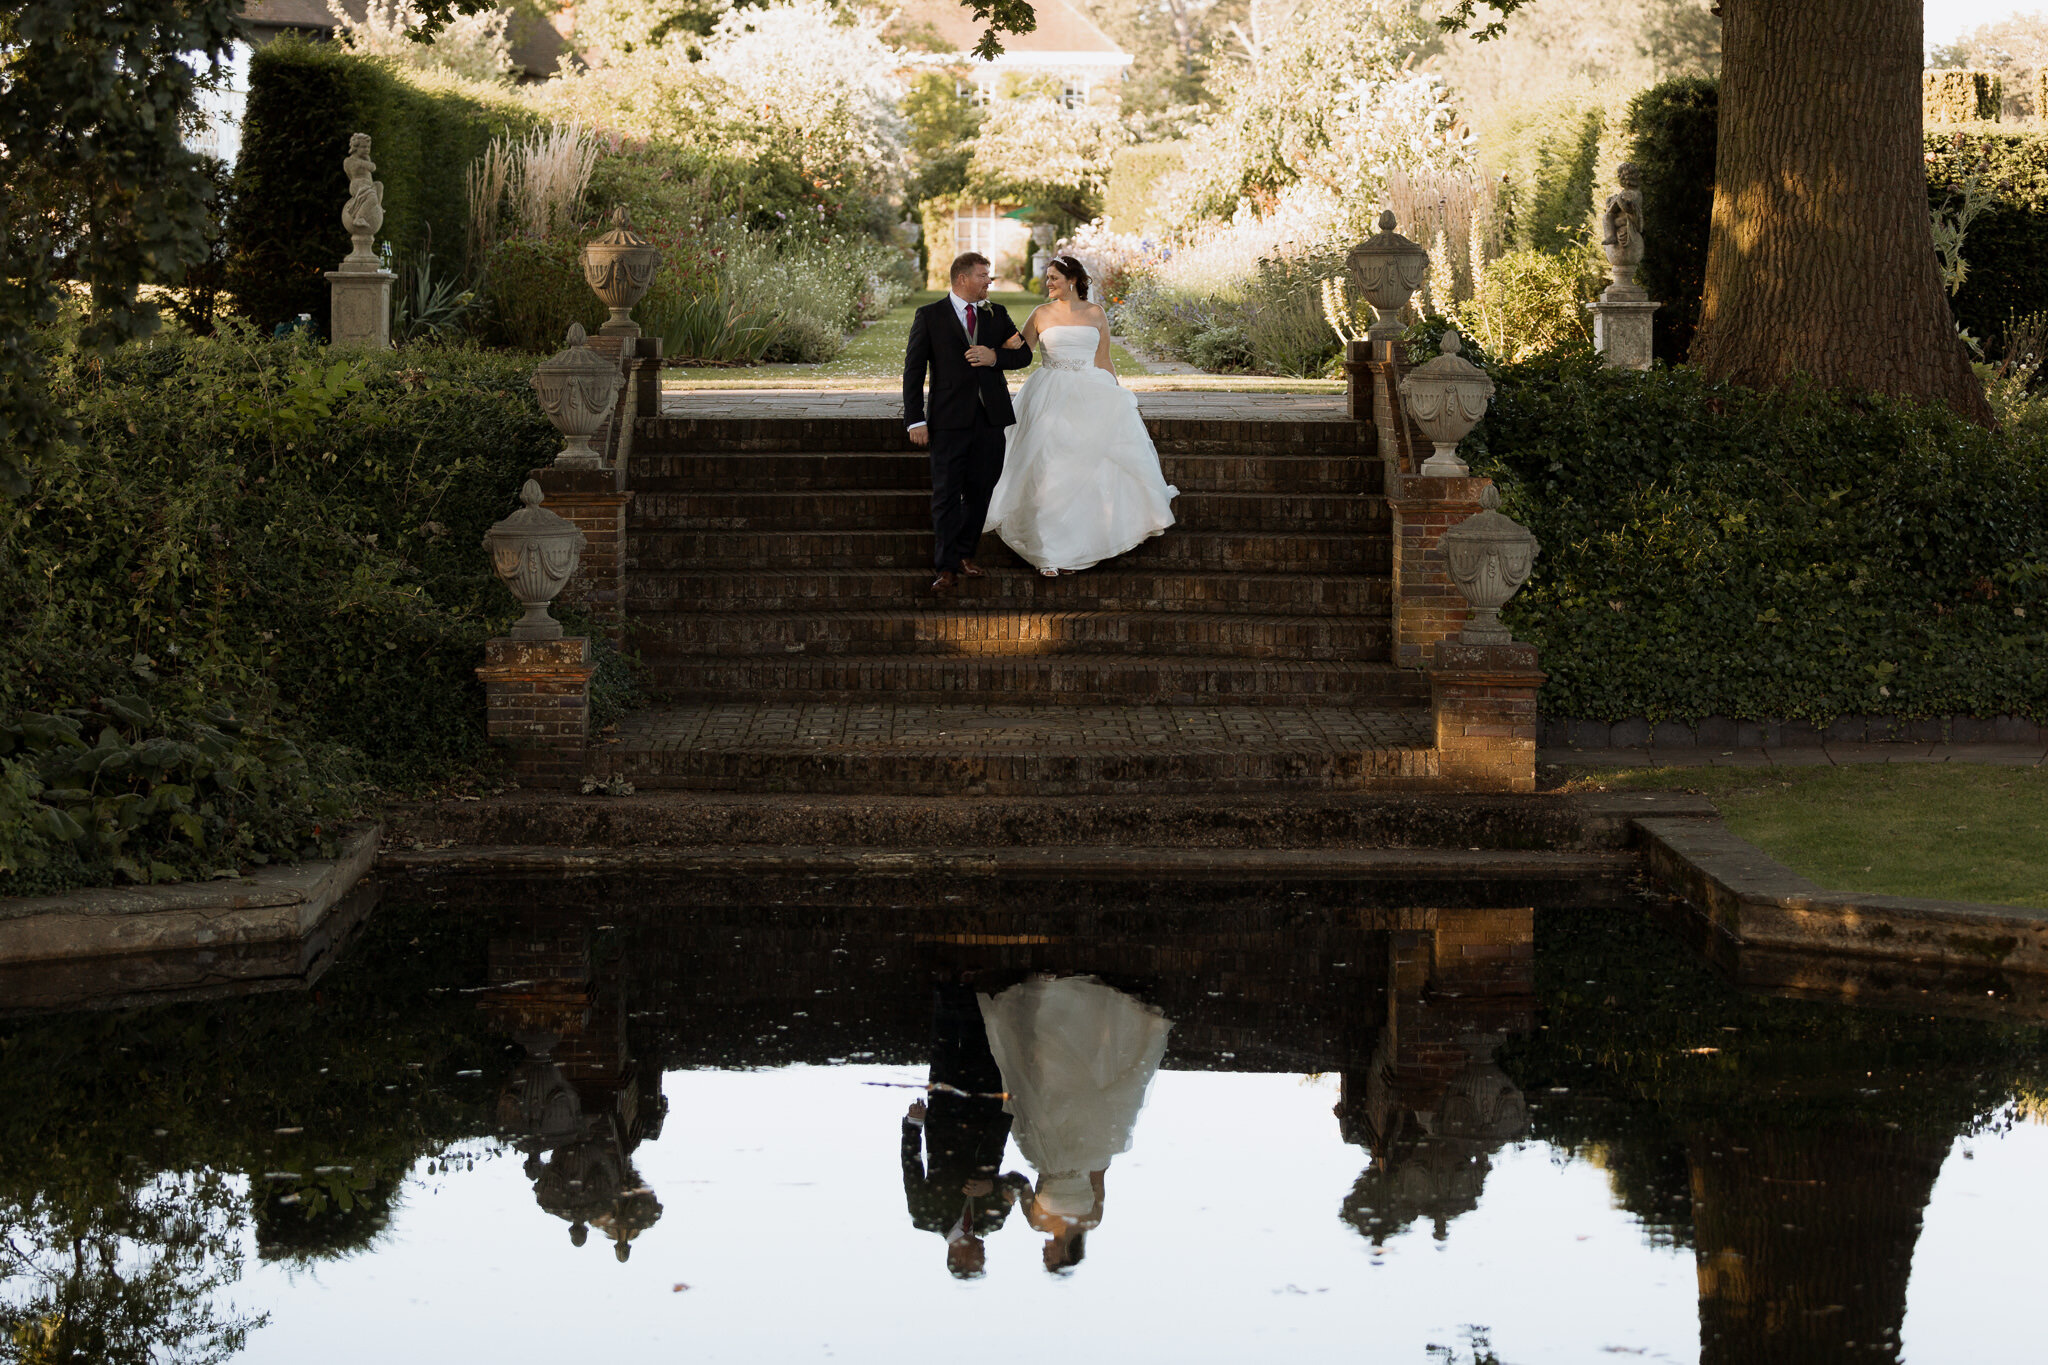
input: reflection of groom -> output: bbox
[901,982,1028,1278]
[903,252,1033,592]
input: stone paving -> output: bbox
[1544,740,2048,769]
[608,702,1430,755]
[658,389,1350,422]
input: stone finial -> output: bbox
[531,323,626,469]
[483,479,588,640]
[1398,330,1496,476]
[582,207,664,339]
[1346,211,1431,343]
[1439,484,1540,645]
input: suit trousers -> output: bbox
[928,407,1005,572]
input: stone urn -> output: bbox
[1439,484,1539,645]
[581,207,663,338]
[1346,210,1431,343]
[483,479,588,640]
[1398,330,1496,476]
[530,323,625,470]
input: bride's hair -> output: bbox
[1047,255,1090,301]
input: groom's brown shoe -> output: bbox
[959,558,986,578]
[930,569,958,592]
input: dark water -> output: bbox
[2,875,2043,1364]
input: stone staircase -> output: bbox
[597,403,1436,794]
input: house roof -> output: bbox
[884,0,1130,64]
[238,0,567,78]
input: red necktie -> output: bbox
[964,304,977,342]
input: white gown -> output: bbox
[984,325,1179,573]
[977,975,1172,1217]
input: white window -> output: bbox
[953,204,1002,261]
[1063,78,1088,109]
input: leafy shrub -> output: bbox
[1465,356,2048,723]
[1104,144,1186,235]
[1625,76,1717,363]
[478,235,607,351]
[3,330,557,793]
[1924,70,2002,123]
[1450,248,1599,362]
[1479,81,1609,254]
[0,698,346,894]
[1925,126,2048,361]
[1187,324,1254,373]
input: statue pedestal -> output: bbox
[325,265,394,349]
[1588,291,1659,371]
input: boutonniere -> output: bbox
[973,300,993,317]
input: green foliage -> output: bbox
[1,330,558,797]
[478,235,607,351]
[1447,247,1598,362]
[1480,82,1607,254]
[227,35,538,334]
[1103,143,1185,235]
[1624,76,1716,363]
[1187,323,1253,373]
[903,72,980,208]
[1925,126,2048,361]
[1467,356,2048,723]
[0,697,345,894]
[0,0,241,498]
[1924,69,2002,124]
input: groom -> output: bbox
[903,252,1033,591]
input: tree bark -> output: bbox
[1690,0,1993,424]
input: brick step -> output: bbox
[592,742,1441,796]
[635,415,1369,456]
[627,489,1389,533]
[637,654,1430,706]
[624,567,1390,615]
[628,528,1389,573]
[627,451,1382,494]
[627,609,1391,661]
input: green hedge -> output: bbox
[1480,88,1605,254]
[2,331,560,789]
[1466,355,2048,723]
[1925,125,2048,357]
[227,36,536,335]
[1104,143,1185,235]
[1925,69,2002,123]
[1625,77,1716,364]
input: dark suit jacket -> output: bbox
[902,1115,1029,1236]
[903,297,1033,431]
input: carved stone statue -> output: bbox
[1598,162,1646,300]
[340,133,385,269]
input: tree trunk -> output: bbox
[1690,0,1993,424]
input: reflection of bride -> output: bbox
[977,975,1172,1271]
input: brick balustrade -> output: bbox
[1388,472,1492,672]
[476,637,596,789]
[1429,640,1544,793]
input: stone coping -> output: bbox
[656,389,1351,419]
[0,824,381,966]
[1636,814,2048,975]
[1544,713,2046,751]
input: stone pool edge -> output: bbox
[1636,814,2048,973]
[0,823,382,966]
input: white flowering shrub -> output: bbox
[964,97,1131,224]
[328,0,515,85]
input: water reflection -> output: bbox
[1,878,2044,1362]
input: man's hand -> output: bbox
[962,1178,994,1198]
[965,345,997,367]
[907,426,929,447]
[907,1099,927,1123]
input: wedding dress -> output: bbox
[977,975,1172,1217]
[983,326,1179,574]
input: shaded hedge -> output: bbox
[227,36,536,335]
[1481,87,1605,255]
[1625,76,1716,364]
[1468,355,2048,723]
[1104,143,1185,235]
[1924,125,2048,357]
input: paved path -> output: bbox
[1541,741,2047,768]
[659,389,1351,421]
[610,702,1429,755]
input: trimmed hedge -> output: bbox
[1625,77,1716,364]
[1104,143,1185,235]
[1924,69,2002,123]
[1925,125,2048,357]
[227,36,536,335]
[1466,354,2048,724]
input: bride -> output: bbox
[986,256,1178,576]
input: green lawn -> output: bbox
[668,290,1149,386]
[1572,764,2048,908]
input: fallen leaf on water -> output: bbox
[672,1283,691,1293]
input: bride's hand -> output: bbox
[1001,333,1027,350]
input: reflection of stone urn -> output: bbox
[483,480,587,640]
[581,207,663,338]
[1398,331,1496,476]
[1439,484,1540,644]
[531,323,626,469]
[1346,210,1431,342]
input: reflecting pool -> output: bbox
[2,876,2043,1363]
